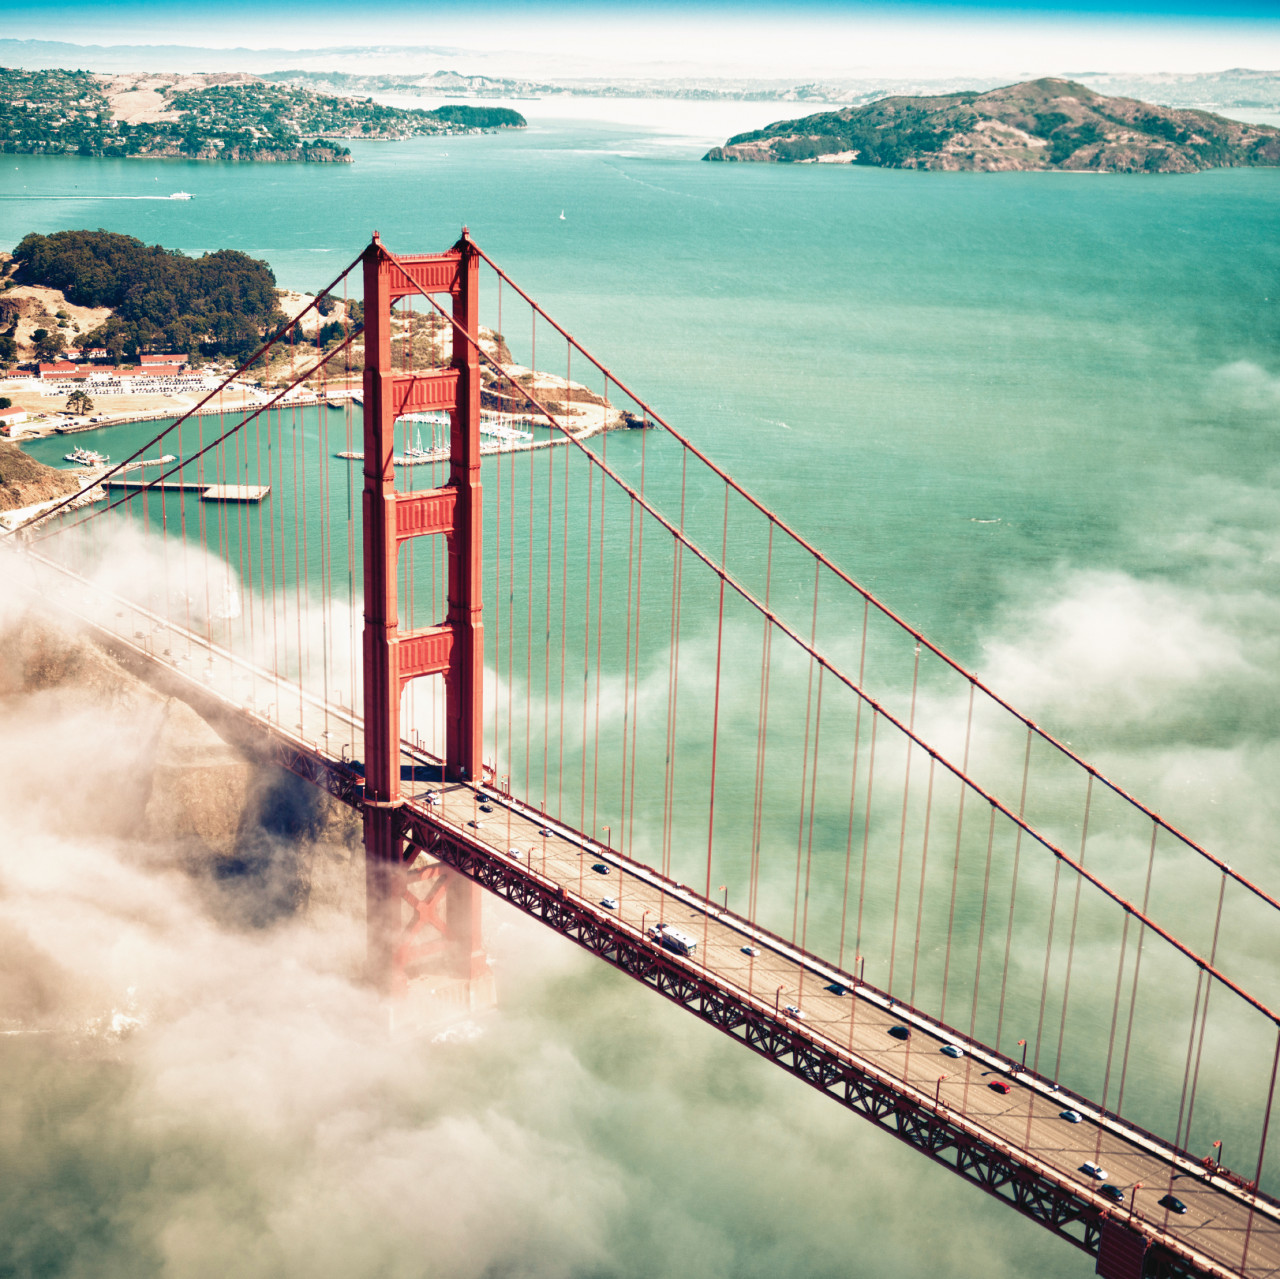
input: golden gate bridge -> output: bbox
[4,231,1279,1279]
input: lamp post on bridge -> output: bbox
[1129,1183,1142,1220]
[1213,1140,1222,1172]
[935,1074,948,1109]
[775,985,785,1015]
[1018,1039,1028,1071]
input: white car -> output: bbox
[507,848,523,859]
[1081,1162,1108,1180]
[600,897,618,910]
[784,1004,803,1019]
[741,945,760,957]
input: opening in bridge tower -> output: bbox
[362,230,489,1006]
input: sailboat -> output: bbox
[559,210,565,221]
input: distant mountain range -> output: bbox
[704,78,1280,173]
[3,41,1280,110]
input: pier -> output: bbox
[104,479,270,502]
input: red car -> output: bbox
[989,1080,1012,1095]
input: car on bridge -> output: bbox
[989,1080,1012,1094]
[940,1044,964,1059]
[591,863,610,874]
[1158,1194,1187,1215]
[1060,1109,1084,1124]
[784,1004,803,1019]
[1100,1184,1125,1204]
[600,897,618,910]
[649,924,698,956]
[1081,1162,1108,1180]
[888,1025,910,1041]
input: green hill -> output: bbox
[0,66,526,162]
[704,77,1280,173]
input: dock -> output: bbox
[104,480,270,503]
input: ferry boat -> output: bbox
[63,445,109,466]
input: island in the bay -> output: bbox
[0,67,526,162]
[703,77,1280,172]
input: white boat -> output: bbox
[170,191,194,201]
[559,210,565,220]
[404,427,432,459]
[63,445,108,466]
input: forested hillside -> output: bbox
[12,230,285,360]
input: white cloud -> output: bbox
[1209,360,1280,414]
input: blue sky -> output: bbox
[4,0,1279,77]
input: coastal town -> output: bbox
[0,66,526,161]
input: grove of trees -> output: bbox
[13,230,285,361]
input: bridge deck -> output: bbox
[412,778,1280,1279]
[14,548,1280,1279]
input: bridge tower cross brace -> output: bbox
[361,230,487,998]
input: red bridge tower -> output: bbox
[361,231,491,1008]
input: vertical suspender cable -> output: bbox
[996,725,1034,1050]
[749,523,775,932]
[702,487,730,955]
[1055,773,1094,1083]
[909,757,936,1009]
[968,804,998,1040]
[889,643,922,994]
[838,596,869,970]
[1116,824,1158,1121]
[1183,873,1228,1155]
[1240,1029,1280,1272]
[625,422,648,859]
[792,563,822,943]
[940,683,975,1022]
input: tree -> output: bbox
[34,329,67,361]
[65,389,94,415]
[0,396,10,409]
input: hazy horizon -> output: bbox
[3,1,1280,82]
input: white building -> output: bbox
[0,408,30,437]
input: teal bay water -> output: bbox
[3,108,1280,1278]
